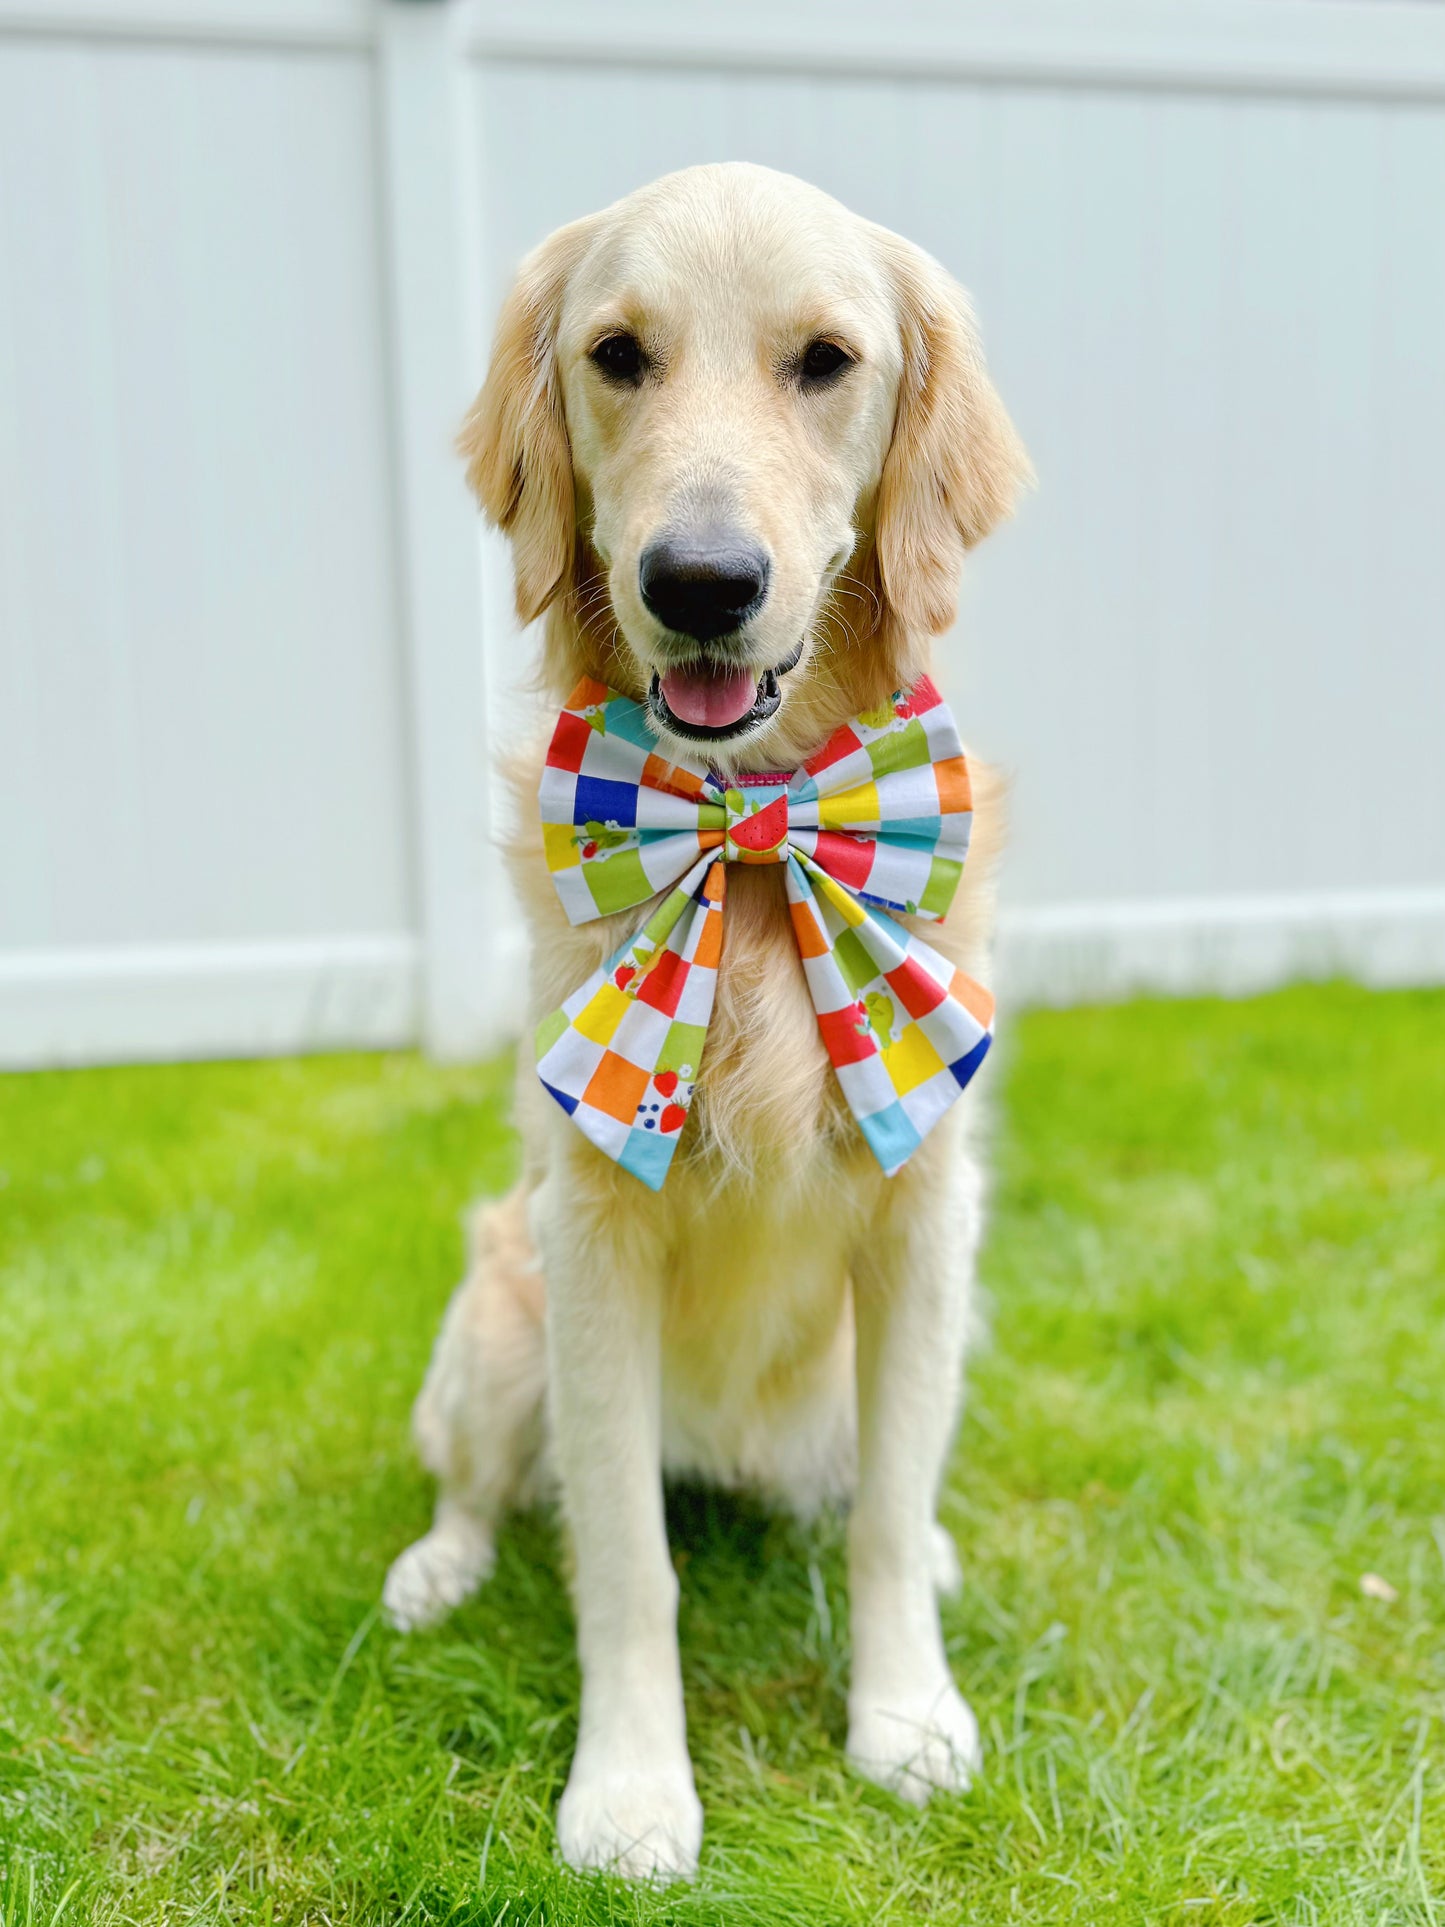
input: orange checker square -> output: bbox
[949,969,996,1029]
[932,755,973,816]
[887,957,948,1018]
[692,899,725,970]
[642,751,709,801]
[789,897,829,958]
[568,675,610,709]
[581,1049,652,1124]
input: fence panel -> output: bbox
[4,0,1444,1066]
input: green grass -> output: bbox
[1,985,1442,1926]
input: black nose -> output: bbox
[638,534,770,643]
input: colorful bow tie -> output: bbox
[535,674,995,1190]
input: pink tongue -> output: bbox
[660,664,758,729]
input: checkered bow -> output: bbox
[535,674,995,1190]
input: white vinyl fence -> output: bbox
[3,0,1444,1068]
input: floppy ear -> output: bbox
[874,236,1032,639]
[458,220,591,625]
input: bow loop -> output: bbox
[536,675,993,1188]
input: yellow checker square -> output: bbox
[817,781,880,830]
[882,1020,946,1096]
[543,820,581,871]
[572,982,631,1046]
[813,866,868,928]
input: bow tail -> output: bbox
[786,852,995,1176]
[535,854,725,1190]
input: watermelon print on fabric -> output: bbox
[536,675,995,1189]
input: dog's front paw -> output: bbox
[382,1517,493,1632]
[847,1678,981,1806]
[557,1753,702,1884]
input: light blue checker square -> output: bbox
[604,697,661,751]
[863,901,911,946]
[887,815,943,843]
[858,1100,923,1175]
[619,1124,679,1191]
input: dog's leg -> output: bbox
[536,1168,702,1884]
[845,1138,983,1804]
[383,1189,546,1631]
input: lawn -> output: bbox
[1,985,1442,1926]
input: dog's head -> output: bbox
[462,163,1028,763]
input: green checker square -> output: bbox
[866,717,928,779]
[535,1007,569,1060]
[584,847,652,916]
[918,854,962,918]
[636,880,692,948]
[659,1020,708,1076]
[832,926,879,996]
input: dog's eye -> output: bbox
[799,338,853,384]
[590,332,645,383]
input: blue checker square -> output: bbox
[949,1033,992,1090]
[574,775,638,829]
[859,1100,923,1175]
[619,1124,677,1191]
[540,1077,579,1116]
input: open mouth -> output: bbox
[647,643,804,743]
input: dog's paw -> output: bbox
[557,1756,703,1884]
[382,1519,494,1632]
[847,1678,982,1806]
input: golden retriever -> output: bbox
[383,162,1029,1882]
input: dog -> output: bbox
[383,162,1029,1882]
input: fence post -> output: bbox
[377,0,518,1059]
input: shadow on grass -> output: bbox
[385,1480,854,1776]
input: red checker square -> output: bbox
[817,1004,877,1067]
[581,1049,651,1124]
[637,947,686,1015]
[546,711,592,773]
[905,674,942,715]
[813,830,875,892]
[887,959,948,1018]
[804,723,863,775]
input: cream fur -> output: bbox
[382,163,1027,1884]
